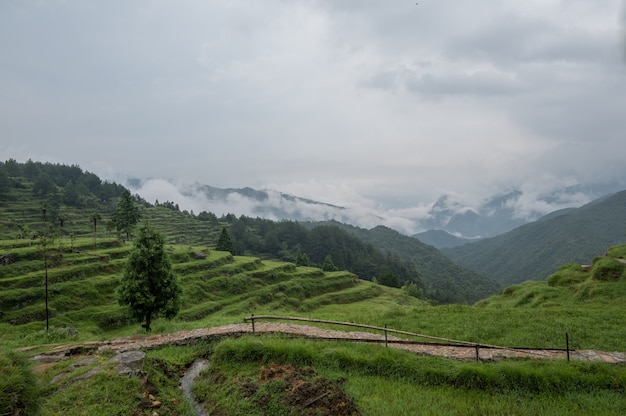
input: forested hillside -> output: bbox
[0,160,423,294]
[1,159,506,304]
[442,191,626,286]
[303,221,501,304]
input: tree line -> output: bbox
[209,215,424,291]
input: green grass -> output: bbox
[0,347,41,416]
[1,232,429,348]
[23,335,626,415]
[196,336,626,415]
[3,239,626,352]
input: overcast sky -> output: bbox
[2,1,626,218]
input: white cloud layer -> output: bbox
[2,0,626,225]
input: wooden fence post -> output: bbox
[251,314,255,333]
[384,324,388,348]
[475,344,480,362]
[566,332,570,362]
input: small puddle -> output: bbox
[180,358,210,416]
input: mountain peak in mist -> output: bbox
[129,178,622,238]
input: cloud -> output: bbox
[1,0,626,225]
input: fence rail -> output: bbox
[243,314,573,361]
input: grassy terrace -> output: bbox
[1,235,429,348]
[1,167,626,415]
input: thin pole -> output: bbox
[384,324,388,347]
[566,333,570,362]
[42,207,49,333]
[44,246,49,332]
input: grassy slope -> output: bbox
[2,165,626,415]
[1,234,428,348]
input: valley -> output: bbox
[1,159,626,415]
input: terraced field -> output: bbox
[0,235,425,348]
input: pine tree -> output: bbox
[112,189,141,240]
[116,223,181,331]
[216,227,235,254]
[296,248,309,267]
[322,254,337,272]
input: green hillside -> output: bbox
[305,221,501,304]
[0,159,428,345]
[477,244,626,309]
[3,159,626,415]
[1,233,425,346]
[443,190,626,286]
[0,159,429,298]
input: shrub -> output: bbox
[591,257,625,282]
[0,347,41,416]
[547,263,587,287]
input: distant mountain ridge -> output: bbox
[194,184,347,220]
[129,178,622,238]
[417,183,621,240]
[441,190,626,286]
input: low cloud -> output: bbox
[128,178,615,237]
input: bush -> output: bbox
[0,347,41,416]
[591,257,625,282]
[547,263,587,287]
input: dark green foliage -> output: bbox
[116,223,182,331]
[322,254,337,272]
[197,210,218,224]
[402,281,423,298]
[311,222,499,303]
[295,248,309,266]
[111,189,141,240]
[32,172,55,197]
[225,220,426,294]
[0,347,41,416]
[377,269,400,288]
[216,227,235,254]
[0,166,10,199]
[0,159,125,210]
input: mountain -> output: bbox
[417,184,619,239]
[413,229,477,248]
[441,190,626,286]
[194,184,348,221]
[129,178,622,238]
[304,221,501,304]
[418,191,526,239]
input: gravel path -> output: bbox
[30,322,626,364]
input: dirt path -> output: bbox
[29,322,626,364]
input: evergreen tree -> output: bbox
[216,227,235,254]
[112,189,141,240]
[379,269,400,288]
[322,254,337,272]
[116,223,182,331]
[0,168,9,200]
[296,248,310,267]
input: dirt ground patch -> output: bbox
[234,363,360,416]
[29,322,626,365]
